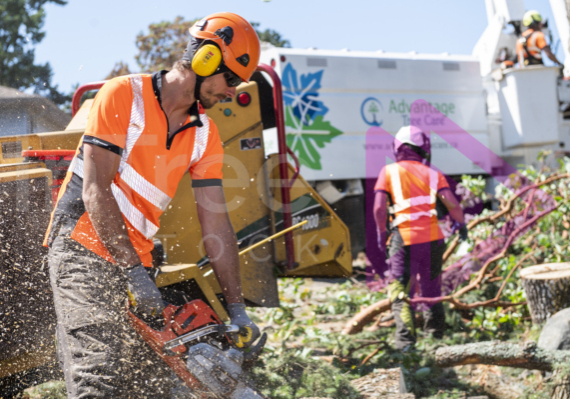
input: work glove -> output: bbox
[124,263,165,317]
[459,224,468,242]
[452,221,469,242]
[227,303,260,349]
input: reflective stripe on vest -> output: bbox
[69,75,212,239]
[68,157,160,239]
[191,115,210,166]
[111,182,159,239]
[526,32,543,58]
[520,31,543,60]
[386,163,438,228]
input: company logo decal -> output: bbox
[361,97,383,126]
[282,63,342,170]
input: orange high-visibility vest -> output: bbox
[375,160,449,245]
[45,72,224,266]
[516,29,547,65]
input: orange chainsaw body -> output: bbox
[127,299,223,395]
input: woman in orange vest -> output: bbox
[45,13,261,397]
[374,126,467,350]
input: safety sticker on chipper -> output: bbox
[240,138,262,150]
[1,141,22,159]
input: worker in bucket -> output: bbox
[44,13,261,397]
[373,125,467,350]
[516,10,563,67]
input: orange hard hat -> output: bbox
[189,12,260,83]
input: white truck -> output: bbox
[256,0,570,254]
[259,49,488,180]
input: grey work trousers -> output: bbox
[48,236,174,398]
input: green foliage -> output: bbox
[104,61,133,80]
[120,16,291,76]
[251,278,497,397]
[460,174,488,201]
[0,0,70,106]
[451,156,570,342]
[503,158,570,264]
[249,349,360,399]
[467,306,523,340]
[18,380,67,398]
[135,15,200,73]
[251,22,291,47]
[314,280,385,315]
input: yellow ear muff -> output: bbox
[192,44,222,77]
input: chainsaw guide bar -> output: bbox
[163,324,239,352]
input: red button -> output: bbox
[237,92,251,106]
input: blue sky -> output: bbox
[35,0,561,94]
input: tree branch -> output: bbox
[443,173,568,263]
[435,341,570,371]
[341,299,391,335]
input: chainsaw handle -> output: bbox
[237,326,250,336]
[243,332,268,367]
[225,324,241,334]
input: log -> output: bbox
[520,263,570,324]
[342,298,391,335]
[435,341,570,371]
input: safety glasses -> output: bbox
[223,71,242,88]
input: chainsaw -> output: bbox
[128,221,308,397]
[127,299,267,399]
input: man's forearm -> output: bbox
[373,192,388,233]
[203,220,243,304]
[548,53,562,65]
[448,208,465,225]
[444,201,465,224]
[84,187,140,267]
[544,47,562,65]
[374,208,387,233]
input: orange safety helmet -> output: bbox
[189,12,260,83]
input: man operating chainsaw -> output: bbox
[45,13,261,398]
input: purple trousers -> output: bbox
[387,229,446,349]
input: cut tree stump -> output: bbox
[520,263,570,324]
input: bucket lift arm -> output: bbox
[473,0,525,76]
[548,0,570,76]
